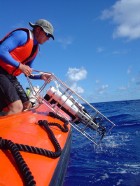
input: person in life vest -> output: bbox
[26,86,40,107]
[26,87,31,97]
[0,19,54,115]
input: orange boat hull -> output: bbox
[0,103,71,186]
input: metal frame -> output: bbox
[26,71,116,145]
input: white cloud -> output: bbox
[70,82,84,94]
[131,77,135,82]
[127,66,132,74]
[100,0,140,40]
[118,86,128,90]
[135,72,140,85]
[95,79,100,84]
[125,71,140,86]
[66,67,87,81]
[112,50,120,55]
[97,84,109,94]
[66,67,87,94]
[57,36,73,49]
[96,47,104,53]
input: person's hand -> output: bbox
[19,64,32,76]
[41,73,53,83]
[23,101,32,110]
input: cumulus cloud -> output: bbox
[66,67,87,94]
[127,66,132,74]
[118,86,128,91]
[57,36,73,49]
[95,79,100,84]
[100,0,140,40]
[69,82,84,94]
[97,84,109,94]
[66,67,87,81]
[131,77,135,82]
[96,47,104,53]
[135,72,140,85]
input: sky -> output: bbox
[1,0,140,103]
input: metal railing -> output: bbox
[26,71,116,145]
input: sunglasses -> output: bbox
[40,27,51,38]
[45,33,52,38]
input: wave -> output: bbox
[64,100,140,186]
[108,113,140,126]
[108,113,132,120]
[121,123,140,126]
[115,122,140,128]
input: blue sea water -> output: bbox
[63,99,140,186]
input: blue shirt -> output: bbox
[0,30,41,79]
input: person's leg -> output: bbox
[10,76,31,110]
[0,73,23,115]
[6,100,23,115]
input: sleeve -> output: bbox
[29,73,42,80]
[0,30,28,68]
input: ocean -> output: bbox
[63,99,140,186]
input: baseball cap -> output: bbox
[29,19,54,40]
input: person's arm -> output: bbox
[0,30,28,67]
[0,30,33,76]
[29,73,42,79]
[29,72,52,83]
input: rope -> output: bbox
[0,137,36,186]
[0,112,69,186]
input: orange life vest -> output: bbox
[0,28,39,76]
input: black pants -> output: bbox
[0,67,29,111]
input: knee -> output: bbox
[15,102,23,112]
[8,100,23,114]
